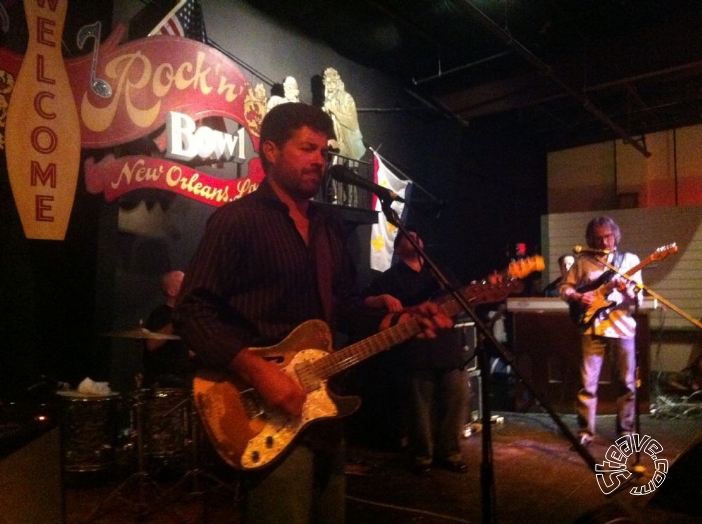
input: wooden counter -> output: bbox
[506,299,651,414]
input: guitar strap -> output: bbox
[612,250,625,275]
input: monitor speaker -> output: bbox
[649,432,702,517]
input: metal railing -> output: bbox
[319,153,373,210]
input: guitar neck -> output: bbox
[621,255,652,279]
[308,256,542,381]
[435,277,525,320]
[600,253,651,291]
[311,281,525,380]
[310,317,422,380]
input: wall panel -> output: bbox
[615,131,676,208]
[547,142,616,213]
[675,124,702,206]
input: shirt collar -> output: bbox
[253,177,320,219]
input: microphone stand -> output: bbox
[380,201,598,524]
[591,255,702,481]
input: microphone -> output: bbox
[328,165,405,203]
[573,245,611,255]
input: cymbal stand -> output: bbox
[81,392,186,523]
[159,397,240,524]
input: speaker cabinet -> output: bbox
[649,433,702,517]
[0,427,62,524]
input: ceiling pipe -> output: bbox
[403,88,471,126]
[412,51,512,85]
[460,0,651,157]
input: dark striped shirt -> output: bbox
[173,178,375,370]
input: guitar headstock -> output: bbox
[651,243,678,260]
[454,255,544,310]
[507,255,545,280]
[465,279,525,306]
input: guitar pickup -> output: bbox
[294,361,321,392]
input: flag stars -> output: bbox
[371,235,386,253]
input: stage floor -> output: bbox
[61,400,702,524]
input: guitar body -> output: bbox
[569,270,617,328]
[193,320,361,471]
[568,244,677,329]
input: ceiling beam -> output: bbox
[460,0,650,157]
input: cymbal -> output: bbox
[101,327,181,340]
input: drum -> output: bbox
[142,388,190,460]
[56,390,120,472]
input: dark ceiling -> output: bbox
[244,0,702,155]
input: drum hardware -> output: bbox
[56,391,120,473]
[80,391,187,524]
[143,388,190,466]
[159,395,240,523]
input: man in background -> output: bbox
[364,229,469,475]
[559,216,642,447]
[543,254,574,297]
[143,270,194,388]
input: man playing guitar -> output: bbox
[173,103,452,524]
[559,216,643,447]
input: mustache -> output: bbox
[304,167,324,178]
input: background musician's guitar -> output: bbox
[569,244,677,328]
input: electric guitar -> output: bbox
[193,255,544,472]
[569,243,677,328]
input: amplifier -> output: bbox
[455,321,477,371]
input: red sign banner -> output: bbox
[84,154,264,205]
[68,24,260,150]
[2,16,266,240]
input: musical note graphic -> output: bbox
[76,21,112,98]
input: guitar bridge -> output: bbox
[240,387,265,419]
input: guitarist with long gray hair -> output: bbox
[559,216,643,448]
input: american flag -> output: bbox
[149,0,207,42]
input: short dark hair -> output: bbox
[585,216,621,247]
[394,227,418,249]
[258,103,334,173]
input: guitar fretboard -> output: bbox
[308,278,524,381]
[306,255,544,382]
[309,318,421,381]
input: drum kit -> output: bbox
[60,325,238,523]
